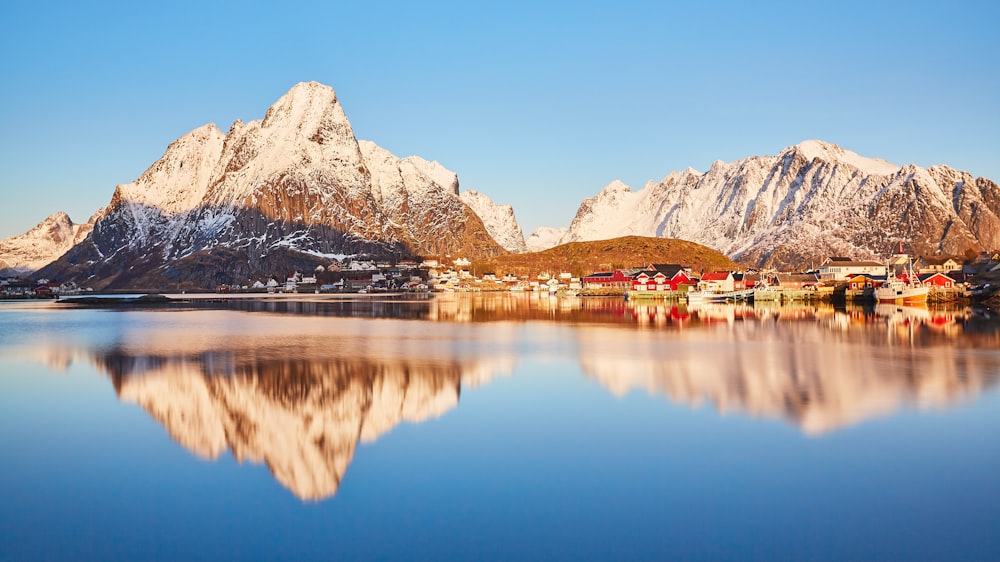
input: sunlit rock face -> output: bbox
[459,189,528,253]
[100,350,511,501]
[576,313,1000,435]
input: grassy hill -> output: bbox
[471,236,737,278]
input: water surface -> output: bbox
[1,294,998,561]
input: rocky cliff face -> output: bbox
[559,141,1000,269]
[0,211,98,275]
[459,189,528,253]
[38,82,507,289]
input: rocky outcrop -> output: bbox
[459,189,528,253]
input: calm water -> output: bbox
[1,294,999,561]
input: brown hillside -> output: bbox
[472,236,738,278]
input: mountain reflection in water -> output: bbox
[6,294,1000,500]
[103,351,504,501]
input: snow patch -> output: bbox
[791,140,899,176]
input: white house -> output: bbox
[698,271,735,292]
[818,258,887,281]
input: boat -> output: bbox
[685,290,726,304]
[874,259,928,304]
[874,279,927,304]
[875,303,930,323]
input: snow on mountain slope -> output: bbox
[561,141,1000,268]
[794,140,900,176]
[357,140,487,257]
[0,211,98,275]
[363,140,459,203]
[204,82,371,211]
[459,190,528,253]
[117,124,226,215]
[560,179,661,243]
[524,226,568,252]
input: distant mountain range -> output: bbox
[0,211,97,277]
[554,140,1000,270]
[2,81,998,286]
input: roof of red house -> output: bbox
[918,272,956,281]
[702,271,732,281]
[647,264,686,277]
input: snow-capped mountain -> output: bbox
[524,226,568,252]
[459,190,528,253]
[0,211,98,275]
[39,82,507,289]
[559,141,1000,269]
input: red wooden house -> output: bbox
[632,271,669,291]
[918,272,957,288]
[669,270,696,291]
[583,269,633,289]
[847,274,876,291]
[631,269,696,291]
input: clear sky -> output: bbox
[1,0,997,239]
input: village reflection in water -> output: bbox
[5,294,1000,500]
[196,292,1000,348]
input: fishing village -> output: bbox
[9,248,999,308]
[453,251,997,306]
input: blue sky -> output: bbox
[1,0,997,239]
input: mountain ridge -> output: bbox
[553,140,1000,269]
[6,90,999,283]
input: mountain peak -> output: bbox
[787,140,899,175]
[599,180,632,195]
[277,81,339,106]
[45,211,72,225]
[263,82,342,129]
